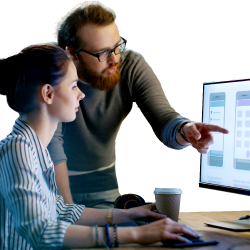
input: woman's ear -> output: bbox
[66,46,78,61]
[41,84,54,104]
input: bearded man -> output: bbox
[48,2,228,207]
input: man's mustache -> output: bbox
[102,62,120,74]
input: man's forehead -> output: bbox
[78,22,120,51]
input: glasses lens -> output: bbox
[114,43,126,55]
[98,42,126,62]
[99,51,110,62]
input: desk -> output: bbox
[73,211,250,250]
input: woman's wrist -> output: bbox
[117,227,138,244]
[100,224,133,248]
[112,208,132,224]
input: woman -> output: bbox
[0,44,199,249]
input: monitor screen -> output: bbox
[200,79,250,196]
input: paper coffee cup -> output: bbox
[154,188,182,222]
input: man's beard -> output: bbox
[77,59,121,91]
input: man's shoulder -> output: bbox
[121,49,144,64]
[120,49,148,76]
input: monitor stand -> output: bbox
[205,219,250,231]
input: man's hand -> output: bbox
[182,122,229,153]
[126,203,167,222]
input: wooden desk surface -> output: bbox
[73,211,250,250]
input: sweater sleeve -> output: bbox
[0,136,70,250]
[124,51,190,149]
[47,122,67,166]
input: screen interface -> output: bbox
[200,79,250,190]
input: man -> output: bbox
[48,2,228,207]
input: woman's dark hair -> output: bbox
[57,2,116,51]
[0,44,70,114]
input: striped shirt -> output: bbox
[0,119,84,250]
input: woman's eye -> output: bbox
[72,85,77,89]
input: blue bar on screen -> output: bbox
[210,151,223,156]
[210,101,225,107]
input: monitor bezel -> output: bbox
[202,78,250,85]
[199,78,250,196]
[199,182,250,196]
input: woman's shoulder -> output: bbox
[0,132,33,154]
[0,133,37,178]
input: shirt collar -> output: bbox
[13,118,52,171]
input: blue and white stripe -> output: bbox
[0,119,84,250]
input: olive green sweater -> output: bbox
[48,50,188,193]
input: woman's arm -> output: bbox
[63,218,199,248]
[0,137,76,249]
[75,207,128,226]
[74,203,166,226]
[62,224,135,248]
[56,195,116,227]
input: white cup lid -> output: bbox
[154,188,182,194]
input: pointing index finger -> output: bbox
[204,124,229,134]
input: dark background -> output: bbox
[0,0,250,211]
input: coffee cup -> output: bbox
[154,188,182,222]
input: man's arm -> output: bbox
[47,122,73,203]
[125,51,188,149]
[55,162,73,204]
[175,122,190,146]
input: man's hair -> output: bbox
[57,1,116,51]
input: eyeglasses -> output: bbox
[77,37,127,62]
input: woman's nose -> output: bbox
[79,90,85,101]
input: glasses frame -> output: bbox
[77,37,127,62]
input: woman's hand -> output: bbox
[126,203,166,222]
[119,217,199,245]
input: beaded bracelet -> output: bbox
[113,224,119,247]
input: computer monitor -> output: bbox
[200,78,250,231]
